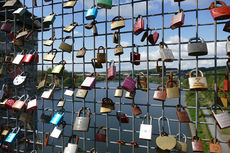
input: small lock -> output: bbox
[114,87,123,98]
[97,0,112,9]
[57,98,66,107]
[50,111,64,125]
[5,127,20,143]
[50,121,66,139]
[125,90,136,99]
[188,37,208,56]
[85,6,98,20]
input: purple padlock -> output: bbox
[122,75,136,92]
[1,20,12,33]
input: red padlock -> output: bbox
[1,20,12,33]
[5,97,16,109]
[96,126,106,142]
[209,1,230,21]
[224,72,230,91]
[148,31,159,46]
[122,74,136,92]
[130,45,140,65]
[153,85,166,101]
[116,111,129,123]
[107,60,116,80]
[170,9,185,30]
[133,15,144,35]
[12,94,29,110]
[22,50,39,64]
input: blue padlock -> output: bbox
[85,6,98,20]
[50,112,64,125]
[5,127,20,143]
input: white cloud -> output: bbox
[120,41,130,47]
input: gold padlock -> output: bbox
[97,46,106,63]
[166,80,180,98]
[175,133,187,152]
[125,90,136,99]
[114,87,123,98]
[137,72,147,91]
[51,60,66,74]
[76,88,88,99]
[217,88,228,108]
[44,29,55,46]
[59,36,74,52]
[188,70,208,90]
[63,0,77,8]
[43,49,57,61]
[91,58,102,69]
[63,22,78,32]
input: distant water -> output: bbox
[37,82,192,153]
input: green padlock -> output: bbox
[97,0,112,9]
[51,60,66,75]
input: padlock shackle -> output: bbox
[156,85,166,91]
[189,69,204,78]
[159,42,168,49]
[97,46,105,53]
[89,148,96,153]
[77,107,91,118]
[176,104,186,112]
[112,16,124,23]
[142,114,152,125]
[63,36,74,43]
[19,94,29,102]
[70,22,78,27]
[97,126,106,135]
[158,116,171,135]
[192,136,202,142]
[218,88,227,98]
[166,80,178,88]
[135,14,143,22]
[47,48,58,55]
[11,127,20,134]
[210,104,224,113]
[88,72,99,77]
[209,138,220,144]
[209,1,227,9]
[58,60,66,65]
[188,37,205,43]
[109,60,115,66]
[67,134,79,145]
[175,133,187,143]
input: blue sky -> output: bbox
[20,0,230,72]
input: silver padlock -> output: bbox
[64,135,80,153]
[73,107,91,132]
[226,36,230,56]
[159,42,174,62]
[50,121,66,139]
[188,37,208,56]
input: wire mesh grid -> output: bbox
[1,0,230,152]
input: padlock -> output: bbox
[13,37,24,46]
[3,0,18,8]
[224,72,230,91]
[97,46,106,63]
[156,116,176,151]
[192,136,204,152]
[91,58,103,69]
[227,36,230,56]
[43,49,57,61]
[209,1,230,20]
[51,60,66,74]
[43,13,56,26]
[217,88,228,108]
[96,126,106,142]
[13,71,27,86]
[63,0,77,8]
[50,121,66,139]
[166,80,179,98]
[97,0,112,9]
[5,127,20,143]
[1,126,11,136]
[159,42,174,62]
[113,32,119,44]
[111,16,125,30]
[64,135,80,153]
[223,20,230,32]
[188,70,208,90]
[134,15,144,35]
[73,107,91,132]
[57,98,66,107]
[107,60,116,80]
[81,73,97,90]
[175,133,187,152]
[76,88,88,99]
[12,50,26,65]
[40,110,52,123]
[122,74,136,92]
[156,58,166,73]
[131,103,142,116]
[116,111,129,123]
[89,148,97,153]
[41,83,55,99]
[76,47,87,58]
[137,72,147,91]
[93,24,98,36]
[13,7,26,16]
[176,104,190,123]
[130,45,141,65]
[27,96,38,111]
[50,111,64,125]
[188,37,208,56]
[170,9,185,30]
[1,20,12,33]
[5,53,14,63]
[148,31,159,46]
[100,97,115,113]
[85,6,98,20]
[59,36,74,52]
[22,50,39,64]
[64,87,75,97]
[12,94,29,110]
[16,28,29,40]
[211,104,230,129]
[114,45,123,55]
[153,85,166,101]
[37,73,48,90]
[125,90,136,99]
[5,97,16,109]
[209,138,222,153]
[64,22,78,33]
[139,115,152,140]
[114,86,123,98]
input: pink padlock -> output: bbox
[81,73,97,90]
[107,60,116,80]
[122,74,136,92]
[1,20,12,33]
[170,9,185,30]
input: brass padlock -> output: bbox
[64,22,78,32]
[76,47,87,58]
[76,88,88,99]
[137,72,147,91]
[63,0,77,8]
[114,45,123,55]
[97,46,106,63]
[217,88,228,108]
[175,133,187,152]
[156,58,165,73]
[91,58,102,69]
[114,86,123,98]
[44,29,55,46]
[125,90,136,99]
[188,69,208,90]
[59,36,74,52]
[166,80,180,98]
[57,98,66,107]
[43,49,58,61]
